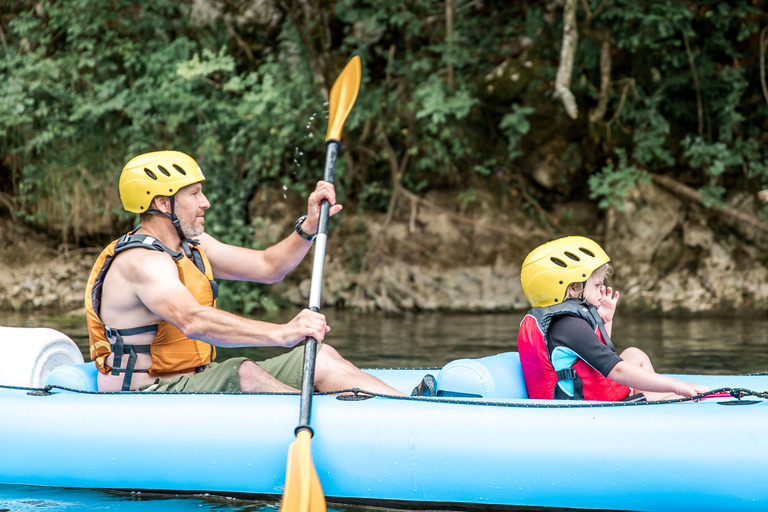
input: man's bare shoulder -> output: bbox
[111,245,180,283]
[101,246,183,329]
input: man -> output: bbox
[85,150,404,395]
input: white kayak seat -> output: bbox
[436,351,528,399]
[0,326,84,388]
[45,363,99,392]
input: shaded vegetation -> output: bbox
[1,0,767,312]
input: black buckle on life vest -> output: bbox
[556,368,577,381]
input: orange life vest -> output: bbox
[85,232,217,390]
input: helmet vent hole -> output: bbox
[173,164,187,176]
[579,248,595,257]
[550,257,567,268]
[144,168,158,180]
[157,165,171,177]
[564,251,580,261]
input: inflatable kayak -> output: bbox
[1,326,767,512]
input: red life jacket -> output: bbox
[517,300,630,401]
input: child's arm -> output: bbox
[607,361,709,397]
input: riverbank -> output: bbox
[2,180,768,317]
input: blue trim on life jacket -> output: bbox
[551,346,579,397]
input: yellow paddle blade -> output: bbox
[325,56,362,142]
[281,430,326,512]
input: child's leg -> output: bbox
[619,347,655,373]
[618,347,677,399]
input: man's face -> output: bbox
[174,183,210,238]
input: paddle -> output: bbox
[281,55,362,512]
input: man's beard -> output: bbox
[180,218,204,238]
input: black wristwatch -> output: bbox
[294,215,317,242]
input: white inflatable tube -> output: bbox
[0,326,84,387]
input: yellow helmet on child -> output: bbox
[119,151,206,213]
[520,236,610,307]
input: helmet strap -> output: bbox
[146,195,197,259]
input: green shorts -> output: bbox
[139,344,318,393]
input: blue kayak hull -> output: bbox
[2,358,768,511]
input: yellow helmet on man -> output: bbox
[119,151,206,213]
[520,236,610,308]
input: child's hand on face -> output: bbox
[598,285,620,323]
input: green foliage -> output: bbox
[588,149,650,211]
[500,103,535,161]
[581,0,766,208]
[1,0,766,312]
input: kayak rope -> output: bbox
[8,384,768,406]
[321,387,768,408]
[8,383,304,396]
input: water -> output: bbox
[2,309,768,510]
[0,485,279,512]
[3,309,768,374]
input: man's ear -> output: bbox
[152,195,171,214]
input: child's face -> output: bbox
[582,270,606,306]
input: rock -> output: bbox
[2,178,768,317]
[605,181,768,315]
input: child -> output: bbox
[517,236,709,401]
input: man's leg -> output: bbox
[314,344,405,396]
[239,360,298,393]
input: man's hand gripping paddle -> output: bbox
[280,55,362,512]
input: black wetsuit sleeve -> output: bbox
[548,315,623,377]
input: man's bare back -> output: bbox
[98,243,194,391]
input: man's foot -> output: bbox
[411,374,437,397]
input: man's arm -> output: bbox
[200,181,343,283]
[133,250,329,347]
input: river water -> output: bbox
[2,309,768,511]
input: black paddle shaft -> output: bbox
[296,140,339,434]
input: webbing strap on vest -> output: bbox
[105,324,157,391]
[586,304,616,352]
[115,233,184,261]
[554,367,583,400]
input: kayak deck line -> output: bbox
[9,381,768,408]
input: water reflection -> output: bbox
[2,309,767,374]
[0,484,279,511]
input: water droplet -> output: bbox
[282,185,288,190]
